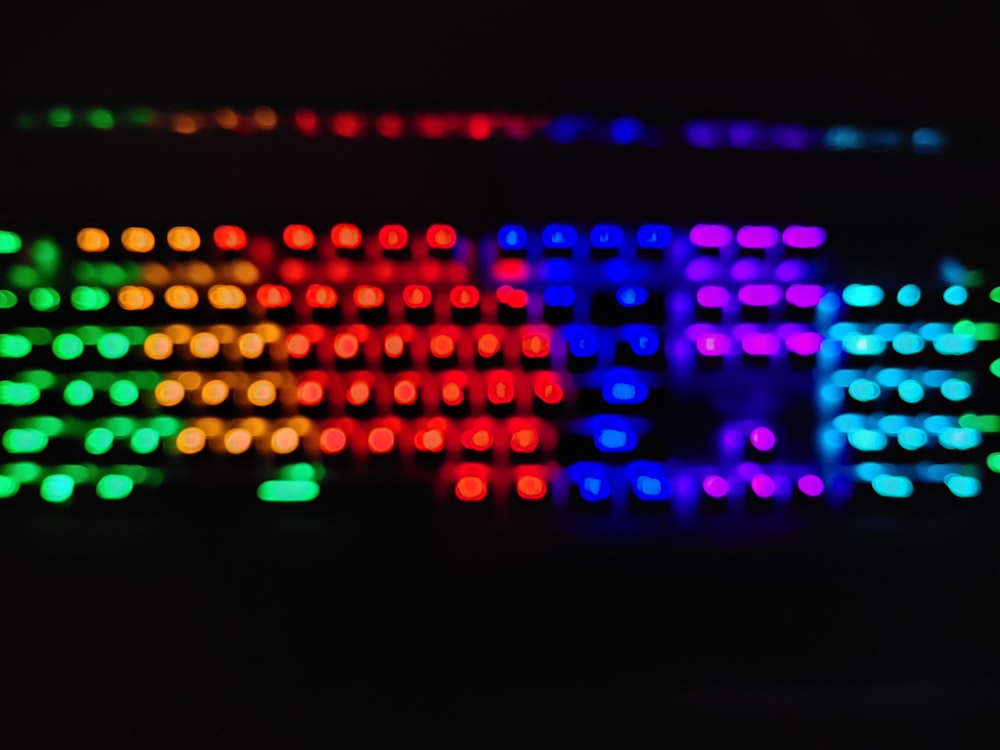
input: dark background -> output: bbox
[2,4,1000,744]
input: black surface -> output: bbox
[2,5,1000,741]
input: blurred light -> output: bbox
[77,228,109,253]
[121,227,155,253]
[167,227,200,252]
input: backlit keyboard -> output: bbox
[1,221,996,508]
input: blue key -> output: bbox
[564,324,599,358]
[590,224,624,249]
[602,369,649,404]
[621,325,660,356]
[628,461,671,501]
[542,225,577,249]
[498,225,527,250]
[637,224,672,249]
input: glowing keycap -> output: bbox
[898,379,924,403]
[441,381,464,405]
[70,286,110,311]
[637,225,671,248]
[782,226,826,248]
[271,427,299,454]
[616,286,648,307]
[510,428,539,453]
[292,380,321,407]
[749,426,776,451]
[189,332,220,358]
[429,334,455,358]
[77,228,109,253]
[595,426,634,452]
[750,474,776,498]
[534,376,563,405]
[848,429,887,451]
[305,284,337,308]
[221,428,251,455]
[208,285,247,309]
[319,427,348,454]
[283,224,315,250]
[872,474,913,498]
[257,480,319,502]
[121,227,155,253]
[165,285,199,310]
[477,333,501,357]
[154,380,184,406]
[188,377,226,407]
[427,224,457,249]
[354,285,385,308]
[109,379,139,406]
[498,225,527,250]
[117,285,154,311]
[522,333,550,357]
[130,428,160,454]
[176,427,206,454]
[455,476,488,501]
[696,333,731,356]
[2,428,48,453]
[84,427,115,455]
[689,224,732,248]
[256,284,292,308]
[246,380,276,407]
[214,225,247,251]
[346,380,371,406]
[450,286,480,308]
[517,475,547,500]
[393,380,418,405]
[796,475,824,497]
[331,224,362,249]
[28,288,60,312]
[591,225,624,248]
[842,284,884,307]
[497,285,529,308]
[383,333,405,358]
[940,378,971,401]
[416,429,445,452]
[897,284,921,306]
[64,379,94,406]
[284,333,311,359]
[166,226,200,252]
[0,334,31,358]
[403,285,432,308]
[368,427,395,454]
[96,474,134,500]
[737,225,779,248]
[897,427,928,450]
[378,225,408,250]
[738,284,782,307]
[40,474,74,503]
[892,332,924,355]
[542,225,576,248]
[333,333,360,359]
[697,286,729,308]
[460,429,492,451]
[848,379,881,402]
[703,475,729,498]
[487,373,514,404]
[238,333,265,359]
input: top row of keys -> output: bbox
[498,224,827,251]
[71,225,459,254]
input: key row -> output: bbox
[152,369,566,416]
[64,225,460,254]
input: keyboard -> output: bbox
[1,220,996,509]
